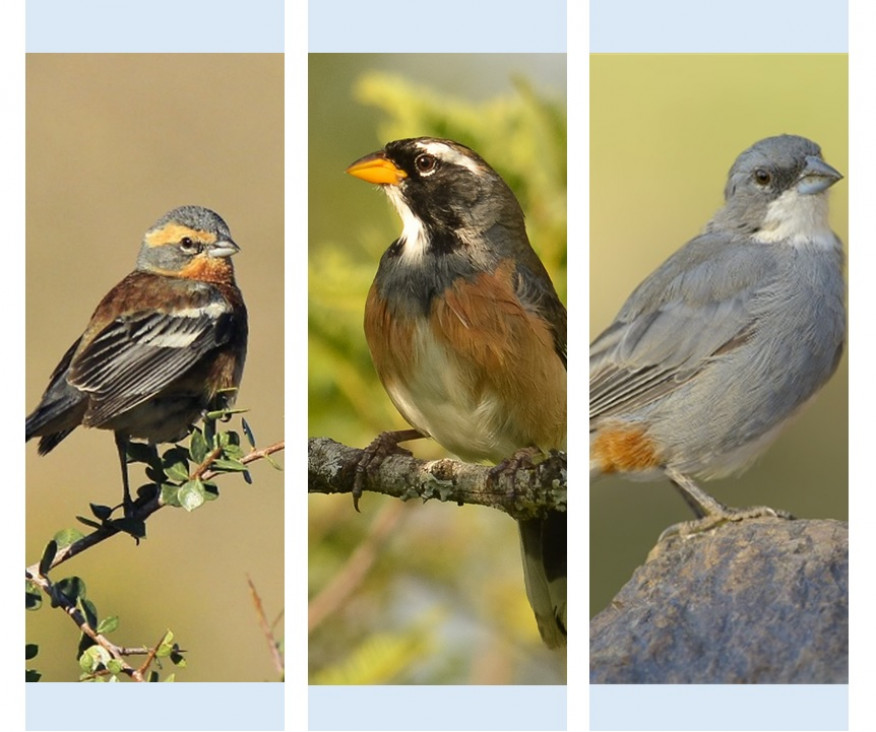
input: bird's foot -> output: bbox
[353,429,422,511]
[659,503,795,542]
[661,466,794,540]
[487,446,544,491]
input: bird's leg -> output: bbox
[660,467,794,540]
[354,428,424,511]
[666,469,730,518]
[114,431,134,519]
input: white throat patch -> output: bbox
[384,185,429,262]
[753,187,837,249]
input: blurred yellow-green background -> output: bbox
[26,55,284,681]
[590,54,848,616]
[308,54,567,683]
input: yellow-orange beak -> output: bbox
[346,152,407,185]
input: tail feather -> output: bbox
[518,511,567,647]
[27,340,85,452]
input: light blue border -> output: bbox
[591,685,848,731]
[590,0,848,52]
[25,0,283,52]
[309,0,566,52]
[26,683,284,731]
[309,685,567,731]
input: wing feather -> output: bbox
[69,303,235,426]
[590,234,778,424]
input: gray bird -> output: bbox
[590,134,845,527]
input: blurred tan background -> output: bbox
[26,54,284,681]
[590,54,848,616]
[308,54,567,684]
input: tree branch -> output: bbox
[26,571,149,681]
[308,437,566,521]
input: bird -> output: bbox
[590,134,845,530]
[346,137,567,648]
[26,205,248,516]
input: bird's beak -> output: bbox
[797,156,843,195]
[346,151,407,185]
[207,239,240,258]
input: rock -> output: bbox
[590,517,848,683]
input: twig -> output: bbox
[247,575,285,677]
[308,501,408,633]
[26,570,147,681]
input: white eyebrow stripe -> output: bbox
[416,140,483,175]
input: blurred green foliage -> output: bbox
[308,69,566,684]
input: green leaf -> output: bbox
[39,540,57,576]
[242,418,256,447]
[218,430,241,449]
[162,447,191,483]
[156,630,176,658]
[53,528,85,548]
[25,643,38,660]
[190,427,209,463]
[204,418,217,447]
[26,581,42,610]
[170,651,187,667]
[146,464,165,483]
[76,516,103,530]
[57,576,86,603]
[26,669,41,682]
[78,645,111,673]
[178,480,206,512]
[135,482,160,501]
[89,503,113,521]
[97,616,119,635]
[206,407,247,420]
[106,659,123,675]
[160,484,181,507]
[221,442,245,460]
[164,673,176,682]
[125,441,159,465]
[264,454,283,471]
[109,516,146,539]
[212,458,249,472]
[80,598,99,630]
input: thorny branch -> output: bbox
[26,440,285,680]
[26,440,285,577]
[26,571,159,681]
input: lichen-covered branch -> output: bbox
[307,437,566,521]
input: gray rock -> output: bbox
[590,517,848,683]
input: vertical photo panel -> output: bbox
[308,53,568,687]
[590,52,848,690]
[25,53,285,685]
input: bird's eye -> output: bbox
[414,154,438,176]
[754,169,772,186]
[179,236,200,253]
